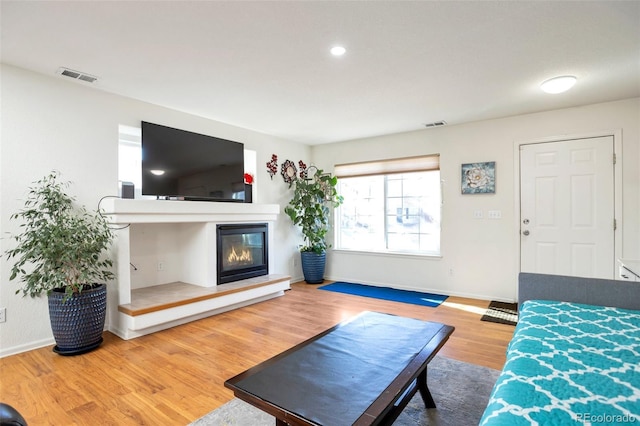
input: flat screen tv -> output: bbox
[141,121,245,202]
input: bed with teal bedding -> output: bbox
[480,299,640,425]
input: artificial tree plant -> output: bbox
[285,167,343,283]
[5,171,115,354]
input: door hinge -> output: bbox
[614,218,617,231]
[613,153,617,165]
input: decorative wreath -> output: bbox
[281,159,297,185]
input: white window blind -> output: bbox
[335,154,440,178]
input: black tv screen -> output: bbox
[141,121,245,202]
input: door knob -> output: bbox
[522,230,530,236]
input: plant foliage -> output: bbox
[4,171,115,302]
[284,168,343,253]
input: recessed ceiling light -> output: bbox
[330,46,346,56]
[540,75,577,94]
[150,169,165,176]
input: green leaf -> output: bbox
[3,171,115,302]
[285,168,343,253]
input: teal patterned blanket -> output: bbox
[480,300,640,425]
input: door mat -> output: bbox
[318,282,448,308]
[481,301,518,326]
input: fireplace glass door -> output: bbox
[217,224,268,284]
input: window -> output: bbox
[118,125,143,198]
[335,155,441,255]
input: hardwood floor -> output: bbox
[0,282,514,425]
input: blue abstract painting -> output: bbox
[461,161,496,194]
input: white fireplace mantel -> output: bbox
[101,198,280,224]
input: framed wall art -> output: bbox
[461,161,496,194]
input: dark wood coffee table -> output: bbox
[224,311,455,426]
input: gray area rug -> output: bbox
[190,356,500,425]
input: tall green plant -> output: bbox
[284,168,343,253]
[5,171,115,301]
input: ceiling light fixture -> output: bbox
[150,170,165,176]
[540,75,577,94]
[330,46,346,56]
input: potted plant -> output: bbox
[285,167,343,283]
[4,171,115,355]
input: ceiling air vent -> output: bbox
[424,120,447,128]
[56,67,98,84]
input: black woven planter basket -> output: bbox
[301,251,327,284]
[48,284,107,356]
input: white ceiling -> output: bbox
[2,1,639,145]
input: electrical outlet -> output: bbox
[0,307,6,323]
[473,210,483,219]
[157,261,165,271]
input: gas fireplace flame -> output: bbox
[227,246,253,265]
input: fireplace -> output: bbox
[217,224,268,284]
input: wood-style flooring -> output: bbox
[0,281,514,425]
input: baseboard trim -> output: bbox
[0,337,55,358]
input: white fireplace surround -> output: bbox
[101,198,288,339]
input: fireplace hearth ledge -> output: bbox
[113,275,290,340]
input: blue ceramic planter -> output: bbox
[48,284,107,355]
[301,251,326,284]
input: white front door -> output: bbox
[520,136,615,278]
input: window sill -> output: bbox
[331,248,442,260]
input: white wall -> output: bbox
[2,62,638,356]
[312,98,640,301]
[0,64,310,356]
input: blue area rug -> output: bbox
[318,282,448,307]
